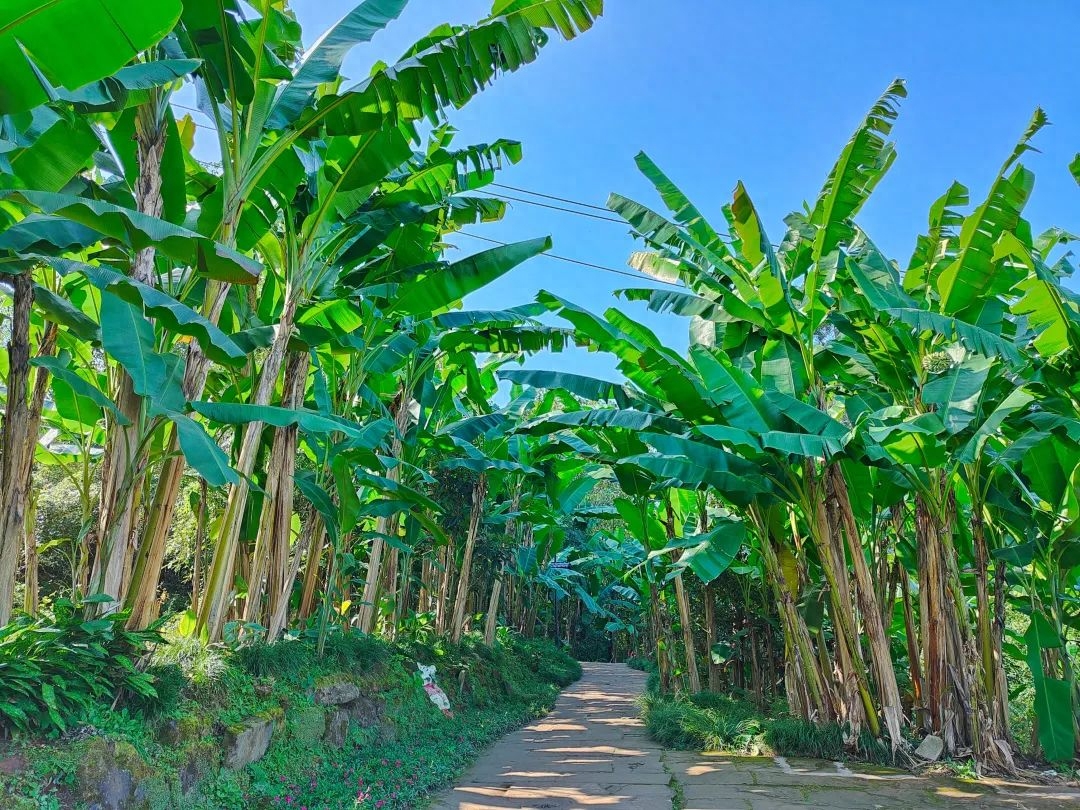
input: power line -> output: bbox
[171,101,211,118]
[455,231,684,289]
[490,182,613,213]
[484,191,628,225]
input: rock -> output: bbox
[915,734,944,762]
[325,709,350,748]
[0,754,28,775]
[156,719,182,747]
[76,739,153,810]
[94,767,134,810]
[223,717,275,770]
[290,706,326,746]
[343,694,384,728]
[314,680,360,706]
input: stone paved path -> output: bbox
[428,663,671,809]
[428,664,1080,810]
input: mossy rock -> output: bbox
[76,738,157,809]
[177,714,213,743]
[287,706,326,747]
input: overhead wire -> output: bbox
[489,182,614,213]
[483,191,628,225]
[454,231,684,289]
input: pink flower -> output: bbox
[375,802,385,809]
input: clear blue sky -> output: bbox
[220,2,1080,381]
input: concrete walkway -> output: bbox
[428,663,671,809]
[428,664,1080,810]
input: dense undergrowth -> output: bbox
[637,662,894,765]
[0,613,580,810]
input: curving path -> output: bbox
[428,663,1080,810]
[428,663,671,809]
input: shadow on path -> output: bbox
[428,664,1080,810]
[427,663,670,809]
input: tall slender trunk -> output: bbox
[243,351,307,627]
[435,545,454,636]
[828,466,905,749]
[704,582,722,692]
[195,291,299,640]
[808,465,876,737]
[972,498,1011,755]
[191,479,207,616]
[297,516,326,622]
[357,390,410,634]
[94,105,166,613]
[899,559,923,709]
[450,475,487,643]
[483,576,502,647]
[16,323,57,617]
[0,274,35,624]
[128,180,240,628]
[22,495,38,616]
[267,511,320,641]
[754,507,835,722]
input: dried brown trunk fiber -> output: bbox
[915,494,967,753]
[450,475,487,643]
[95,106,166,615]
[704,582,722,692]
[828,466,905,749]
[357,390,410,633]
[244,351,307,627]
[483,576,502,646]
[809,465,876,736]
[0,274,35,624]
[297,517,326,621]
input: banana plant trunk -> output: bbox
[450,474,488,643]
[195,289,299,640]
[483,576,502,646]
[704,582,722,692]
[827,465,906,749]
[0,273,35,625]
[753,506,836,723]
[91,106,166,613]
[807,465,877,737]
[243,350,308,626]
[356,389,410,634]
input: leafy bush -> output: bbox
[626,656,656,672]
[643,694,760,752]
[0,596,159,735]
[763,717,846,760]
[150,632,226,686]
[511,637,582,687]
[232,638,311,680]
[129,663,187,720]
[318,630,389,674]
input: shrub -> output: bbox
[232,638,310,680]
[763,717,846,760]
[150,633,226,686]
[626,656,656,672]
[128,663,187,719]
[511,637,582,687]
[643,694,761,752]
[317,631,389,674]
[0,596,159,735]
